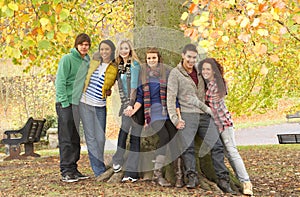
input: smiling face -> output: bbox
[77,41,90,57]
[182,50,197,73]
[201,62,215,82]
[119,42,131,59]
[146,53,159,68]
[99,43,112,63]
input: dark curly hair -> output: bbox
[198,58,227,98]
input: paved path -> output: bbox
[101,122,300,151]
[235,122,300,145]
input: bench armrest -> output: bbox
[4,130,21,138]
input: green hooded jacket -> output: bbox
[55,48,90,108]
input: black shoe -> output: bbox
[61,173,78,183]
[217,179,237,194]
[74,170,89,180]
[186,173,199,189]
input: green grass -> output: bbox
[235,118,287,129]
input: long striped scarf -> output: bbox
[142,64,167,124]
[117,61,131,116]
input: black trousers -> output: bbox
[56,103,81,176]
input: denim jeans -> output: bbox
[151,119,178,158]
[221,127,250,182]
[79,102,106,177]
[112,115,142,178]
[56,103,81,176]
[179,112,229,180]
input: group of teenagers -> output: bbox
[55,33,253,196]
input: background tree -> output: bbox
[180,0,300,116]
[0,0,133,128]
[0,0,133,73]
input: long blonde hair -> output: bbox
[115,39,140,65]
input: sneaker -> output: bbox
[242,181,253,196]
[74,171,89,180]
[61,174,78,183]
[113,164,122,173]
[122,176,138,183]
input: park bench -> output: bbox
[277,134,300,144]
[1,117,46,160]
[286,111,300,122]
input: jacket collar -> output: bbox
[177,61,200,76]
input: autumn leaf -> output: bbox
[269,54,280,62]
[253,43,268,55]
[189,3,198,14]
[238,32,251,43]
[292,14,300,24]
[181,12,189,20]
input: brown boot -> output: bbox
[174,157,184,188]
[152,155,171,187]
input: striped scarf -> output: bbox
[142,64,167,124]
[117,61,131,116]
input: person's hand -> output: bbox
[106,89,112,96]
[123,106,133,116]
[205,107,213,116]
[176,119,185,130]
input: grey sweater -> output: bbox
[167,62,211,126]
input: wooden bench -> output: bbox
[286,111,300,122]
[277,134,300,144]
[1,117,46,160]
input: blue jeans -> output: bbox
[79,102,106,177]
[112,115,142,178]
[179,112,229,180]
[221,127,250,182]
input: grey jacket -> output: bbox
[167,62,211,126]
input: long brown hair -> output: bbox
[198,58,227,98]
[141,47,167,85]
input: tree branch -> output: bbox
[275,20,300,42]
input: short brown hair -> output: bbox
[182,44,198,54]
[74,33,91,48]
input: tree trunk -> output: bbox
[98,0,240,194]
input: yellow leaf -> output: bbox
[251,18,260,27]
[271,8,279,20]
[246,3,255,10]
[192,12,209,26]
[55,4,62,14]
[1,5,7,12]
[270,35,280,43]
[8,3,18,11]
[240,17,250,28]
[40,18,50,27]
[21,14,30,23]
[253,43,268,55]
[181,12,189,20]
[227,19,236,26]
[257,29,269,36]
[199,40,210,50]
[222,36,229,43]
[226,0,236,6]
